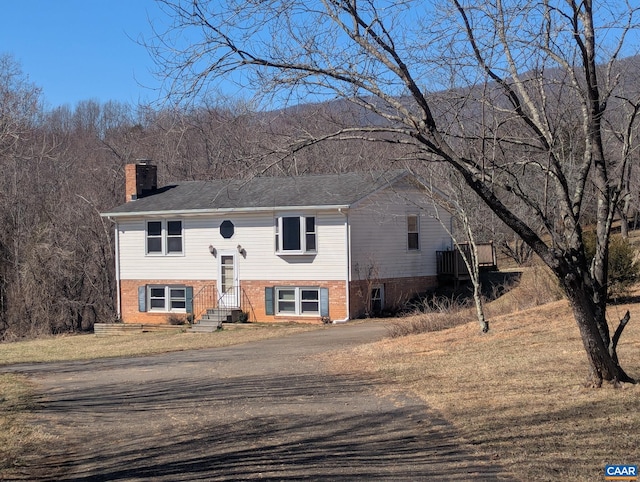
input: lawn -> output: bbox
[329,296,640,481]
[2,290,640,480]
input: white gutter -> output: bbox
[100,204,352,219]
[333,207,351,323]
[114,220,122,320]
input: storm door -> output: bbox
[218,252,239,308]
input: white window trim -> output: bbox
[275,215,317,255]
[147,285,187,313]
[275,287,320,316]
[407,214,420,251]
[145,219,184,256]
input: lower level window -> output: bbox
[148,286,186,312]
[371,285,384,314]
[276,287,320,315]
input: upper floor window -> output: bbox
[407,214,420,250]
[146,220,183,255]
[275,215,316,254]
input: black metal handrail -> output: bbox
[192,284,256,323]
[192,284,217,324]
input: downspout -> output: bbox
[113,219,122,320]
[334,207,351,323]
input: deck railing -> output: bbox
[436,242,497,283]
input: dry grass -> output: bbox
[0,322,317,365]
[0,374,57,476]
[389,266,564,337]
[330,280,640,481]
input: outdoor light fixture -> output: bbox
[237,244,247,257]
[209,245,217,256]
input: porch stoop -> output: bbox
[189,308,243,333]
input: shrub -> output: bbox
[390,265,563,337]
[583,231,640,299]
[389,295,474,337]
[387,311,473,337]
[167,314,186,325]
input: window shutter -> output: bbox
[320,287,329,317]
[265,287,274,315]
[138,286,147,312]
[185,286,194,313]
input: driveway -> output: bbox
[5,321,512,481]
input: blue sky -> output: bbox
[3,1,638,111]
[0,0,165,109]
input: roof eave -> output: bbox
[100,204,352,219]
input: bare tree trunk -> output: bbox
[471,271,488,333]
[560,266,634,386]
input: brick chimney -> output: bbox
[125,161,157,202]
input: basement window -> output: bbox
[276,287,320,315]
[148,286,186,312]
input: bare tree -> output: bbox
[424,166,490,333]
[149,0,640,385]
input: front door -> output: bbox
[218,252,239,308]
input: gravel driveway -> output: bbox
[5,322,512,481]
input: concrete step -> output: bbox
[188,321,222,333]
[201,308,243,323]
[196,319,225,326]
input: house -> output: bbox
[101,162,453,325]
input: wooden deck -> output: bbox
[436,242,498,285]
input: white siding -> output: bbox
[348,184,452,279]
[118,217,217,280]
[118,211,348,281]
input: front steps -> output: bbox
[189,308,243,333]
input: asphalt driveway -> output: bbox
[5,322,512,481]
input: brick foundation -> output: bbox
[120,279,215,324]
[240,280,348,324]
[121,276,437,324]
[349,275,438,318]
[120,279,348,325]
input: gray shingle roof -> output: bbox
[102,170,411,216]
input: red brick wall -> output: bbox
[124,164,138,203]
[120,279,348,324]
[241,280,348,324]
[120,279,215,324]
[121,276,436,324]
[349,275,438,318]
